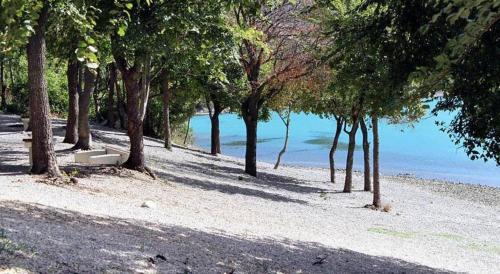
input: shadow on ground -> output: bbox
[0,202,453,274]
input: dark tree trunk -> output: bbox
[123,76,145,169]
[343,118,359,193]
[63,59,79,144]
[329,117,344,183]
[183,117,191,145]
[161,70,172,150]
[73,67,96,150]
[372,115,381,208]
[210,113,222,155]
[242,97,259,176]
[209,98,223,155]
[143,97,155,137]
[360,117,372,191]
[27,5,61,177]
[274,107,291,169]
[106,63,116,127]
[0,55,6,110]
[116,79,127,129]
[93,69,102,122]
[114,53,151,172]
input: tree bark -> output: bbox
[360,117,371,191]
[161,70,172,150]
[115,54,151,171]
[274,108,291,169]
[106,63,116,127]
[343,118,359,193]
[93,69,102,122]
[183,117,191,145]
[116,78,127,129]
[329,117,344,183]
[372,115,381,208]
[242,97,259,176]
[0,55,6,110]
[208,97,223,155]
[63,59,79,144]
[27,5,61,177]
[122,75,145,169]
[72,67,96,150]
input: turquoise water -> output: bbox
[191,111,500,187]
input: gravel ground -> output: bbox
[0,113,499,274]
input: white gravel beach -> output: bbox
[0,113,499,274]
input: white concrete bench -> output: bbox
[74,146,129,165]
[89,154,123,165]
[105,146,129,160]
[74,149,106,163]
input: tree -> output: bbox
[26,4,61,176]
[72,67,97,150]
[232,0,317,176]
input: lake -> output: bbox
[191,110,500,187]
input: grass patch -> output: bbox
[466,243,500,255]
[0,228,33,256]
[223,137,282,147]
[304,137,359,150]
[431,233,464,241]
[368,227,417,239]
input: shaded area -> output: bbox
[0,202,454,274]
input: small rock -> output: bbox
[238,176,244,181]
[141,201,156,209]
[69,177,78,184]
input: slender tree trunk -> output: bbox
[161,70,172,150]
[106,63,116,127]
[360,117,371,191]
[242,97,259,176]
[210,112,222,155]
[72,67,96,150]
[329,117,344,183]
[93,69,102,122]
[183,117,191,145]
[372,115,381,208]
[274,108,291,169]
[0,55,6,110]
[209,98,222,155]
[63,59,79,144]
[344,119,359,193]
[27,5,61,177]
[116,78,127,129]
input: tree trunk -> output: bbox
[93,69,102,122]
[116,79,127,129]
[27,5,61,177]
[360,117,371,191]
[372,115,381,208]
[161,70,172,150]
[122,76,145,169]
[115,53,151,171]
[0,55,6,110]
[72,67,96,150]
[63,59,79,144]
[242,97,259,176]
[274,108,291,169]
[210,112,222,155]
[183,117,191,145]
[209,98,223,155]
[106,63,116,127]
[343,119,359,193]
[329,117,344,183]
